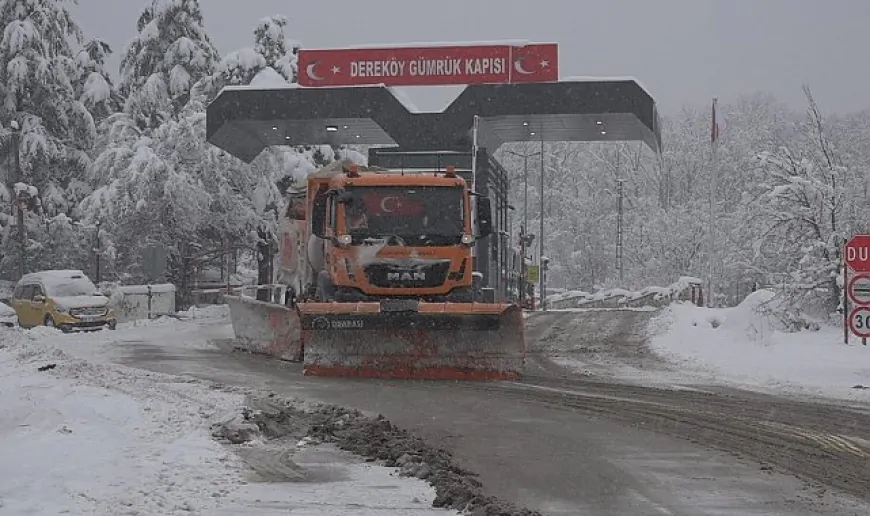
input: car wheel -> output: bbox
[44,314,55,328]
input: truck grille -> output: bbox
[71,306,107,317]
[364,261,450,288]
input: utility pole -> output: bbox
[708,98,720,308]
[616,178,625,283]
[94,219,102,283]
[504,146,542,243]
[519,225,526,308]
[9,121,24,278]
[505,145,542,310]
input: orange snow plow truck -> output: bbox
[225,159,526,380]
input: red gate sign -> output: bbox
[845,235,870,272]
[849,306,870,338]
[298,43,558,87]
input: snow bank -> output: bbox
[0,316,455,515]
[648,290,870,401]
[0,327,246,515]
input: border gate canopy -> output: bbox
[206,78,661,163]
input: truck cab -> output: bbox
[309,164,493,302]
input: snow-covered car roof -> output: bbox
[18,270,90,285]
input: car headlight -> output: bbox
[55,305,69,314]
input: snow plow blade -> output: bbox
[225,295,303,362]
[298,300,526,380]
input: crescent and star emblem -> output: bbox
[306,60,324,81]
[513,54,549,76]
[305,61,342,81]
[380,196,401,213]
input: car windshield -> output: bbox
[44,276,99,297]
[343,185,465,246]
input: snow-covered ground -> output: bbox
[649,290,870,402]
[0,308,457,515]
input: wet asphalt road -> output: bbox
[113,309,870,515]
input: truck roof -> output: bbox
[336,173,465,188]
[308,159,389,180]
[309,159,467,188]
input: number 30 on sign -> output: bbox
[848,306,870,338]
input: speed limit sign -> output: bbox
[848,306,870,338]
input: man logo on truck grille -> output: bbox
[387,271,425,281]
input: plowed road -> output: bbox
[115,309,870,515]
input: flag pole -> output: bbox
[708,98,718,308]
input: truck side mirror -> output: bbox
[311,195,327,238]
[476,196,493,239]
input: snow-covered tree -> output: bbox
[119,0,219,130]
[746,88,847,316]
[0,0,95,189]
[0,0,100,278]
[74,38,121,123]
[253,15,299,82]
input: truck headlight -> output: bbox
[337,234,352,245]
[461,234,475,245]
[55,305,69,314]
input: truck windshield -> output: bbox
[343,185,465,246]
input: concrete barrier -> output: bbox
[224,295,302,361]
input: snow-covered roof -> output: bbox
[218,82,302,95]
[322,40,540,50]
[561,76,655,100]
[307,159,390,180]
[248,67,288,88]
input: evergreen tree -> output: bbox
[253,15,299,82]
[0,0,95,278]
[0,0,95,191]
[74,38,122,124]
[119,0,219,131]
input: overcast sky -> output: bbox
[72,0,870,115]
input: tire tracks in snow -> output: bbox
[454,370,870,502]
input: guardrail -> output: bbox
[190,283,293,307]
[547,278,704,310]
